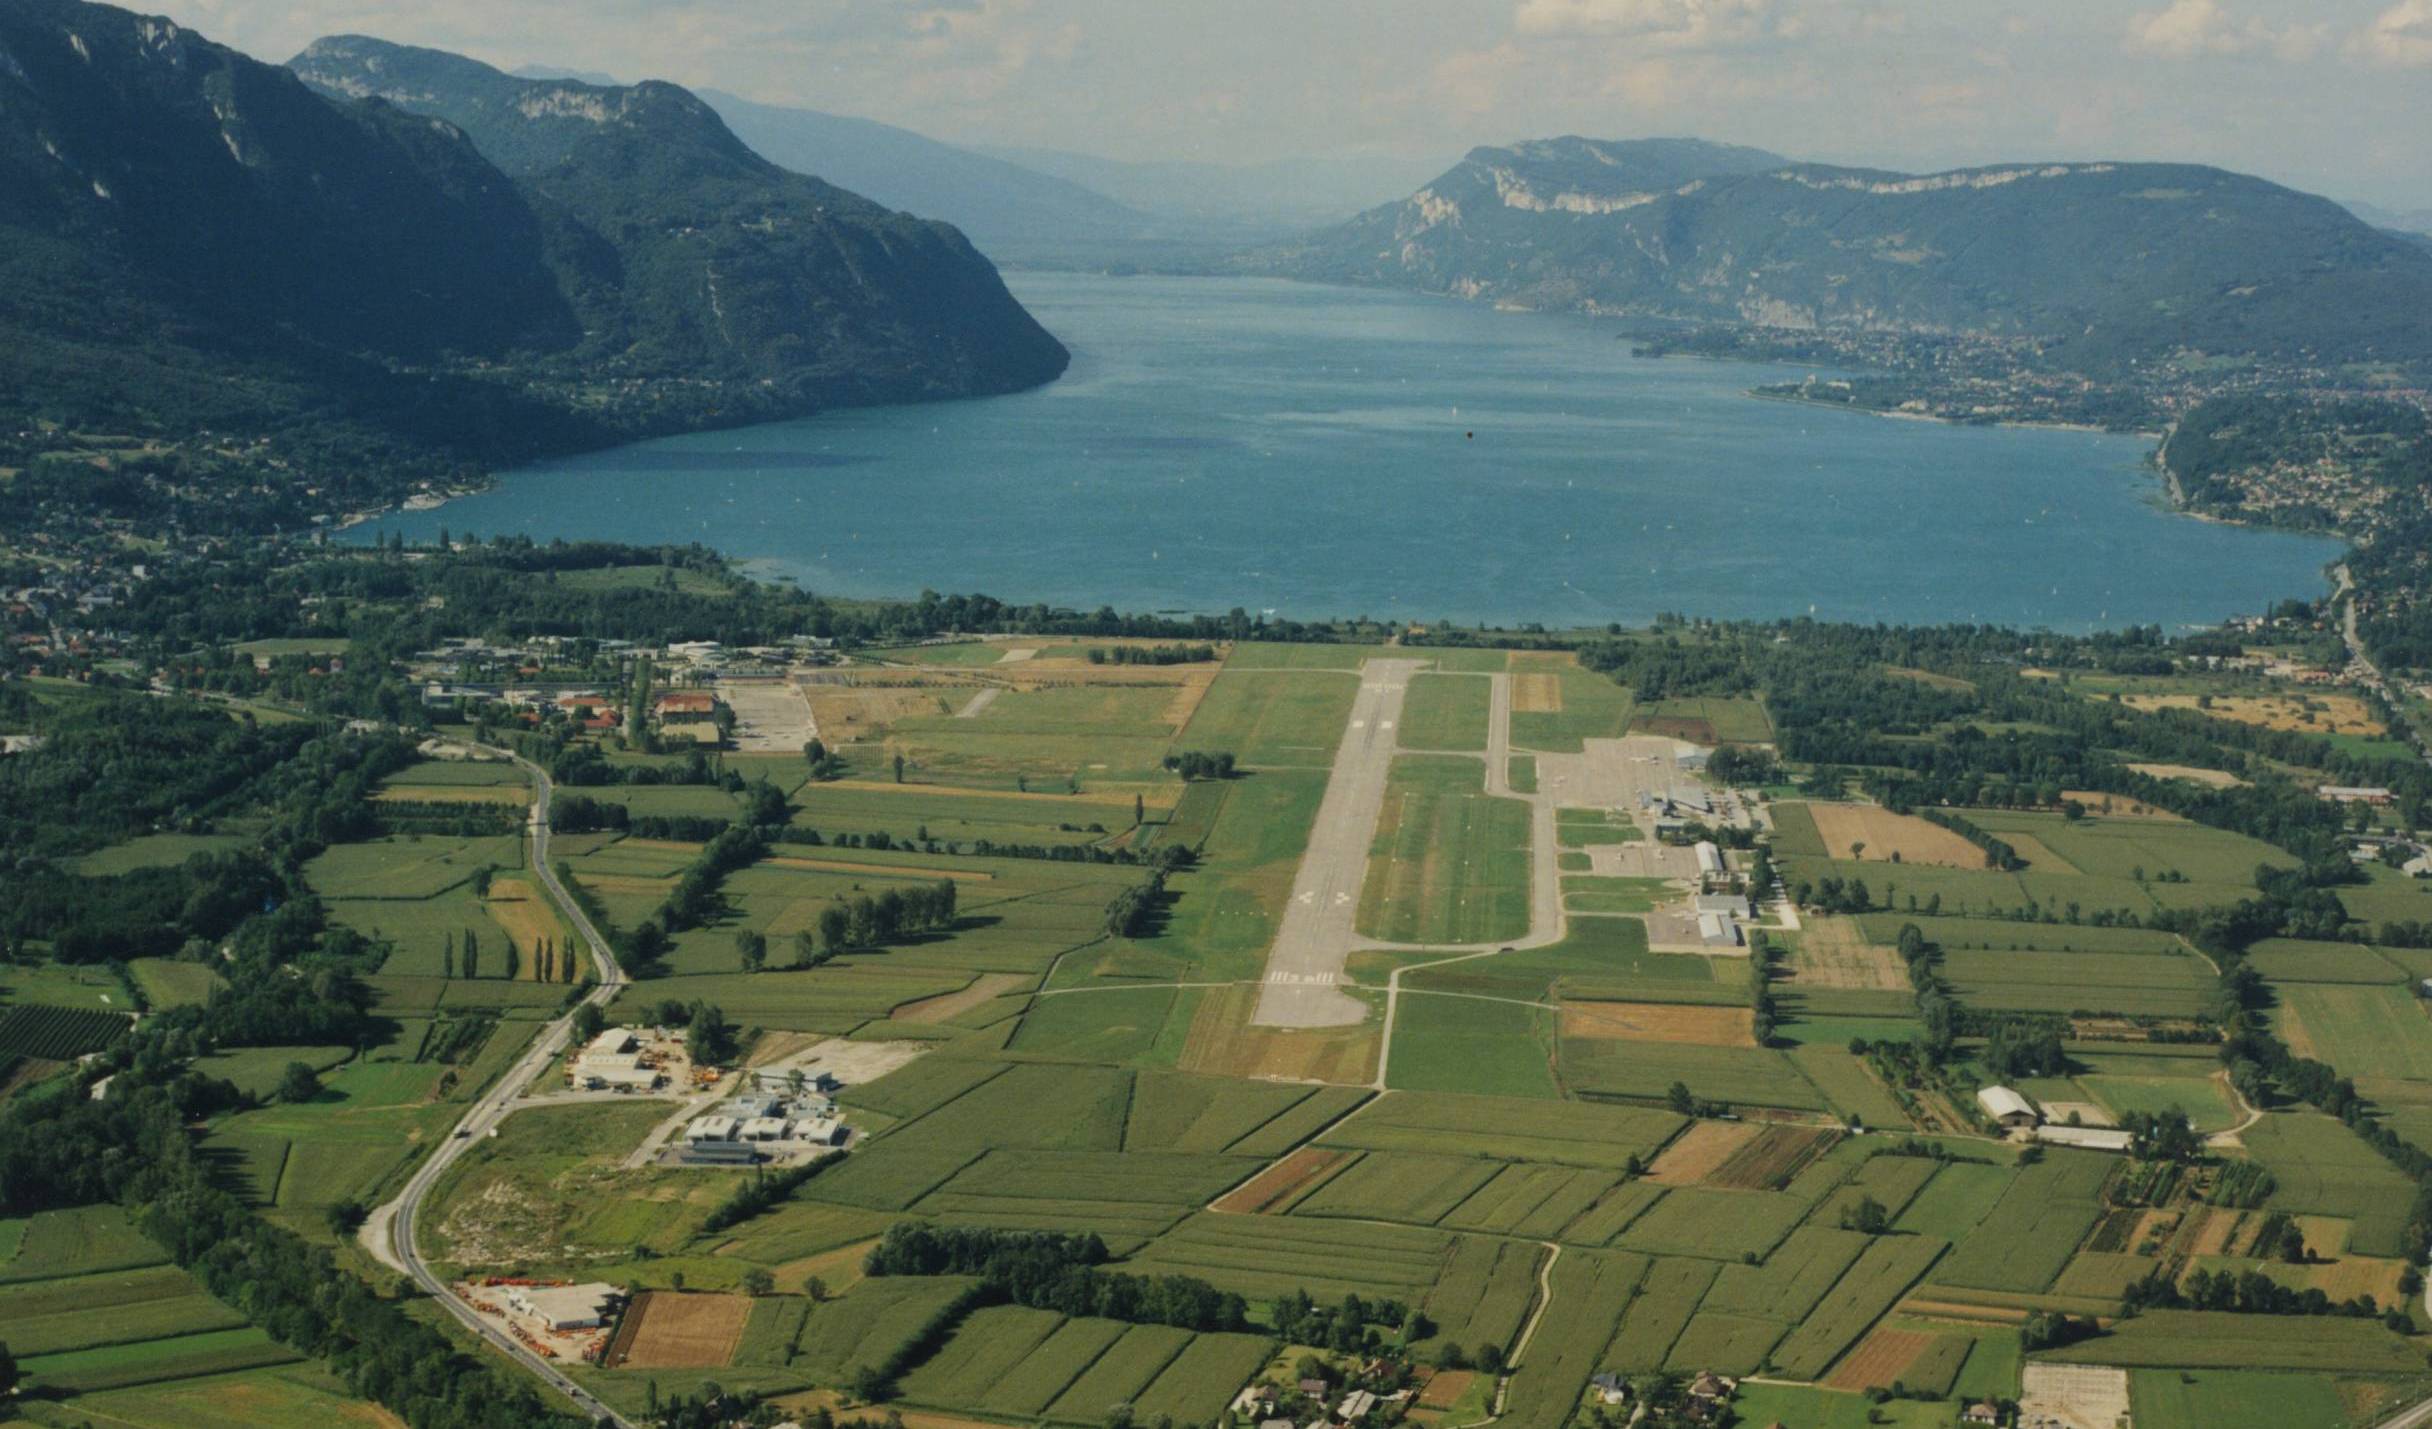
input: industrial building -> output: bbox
[503,1283,621,1334]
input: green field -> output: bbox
[2129,1368,2362,1428]
[1293,1151,1502,1226]
[1419,1236,1544,1356]
[2050,1310,2426,1372]
[1561,1040,1829,1112]
[1399,674,1492,752]
[1012,986,1187,1065]
[1891,1160,2017,1242]
[1395,915,1732,1004]
[2279,983,2432,1082]
[791,781,1136,847]
[302,833,523,899]
[2246,938,2410,984]
[1356,756,1531,945]
[1613,1189,1808,1262]
[1768,1234,1947,1377]
[1962,809,2297,883]
[1384,993,1558,1098]
[2243,1113,2419,1256]
[1932,1150,2110,1292]
[0,1204,404,1421]
[1499,1250,1642,1429]
[1605,1255,1716,1370]
[1319,1091,1682,1169]
[1509,669,1635,753]
[1631,695,1774,744]
[1122,1214,1453,1302]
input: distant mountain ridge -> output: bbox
[2346,199,2432,237]
[1258,137,2432,368]
[0,0,1066,518]
[696,90,1158,255]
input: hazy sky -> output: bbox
[166,0,2432,207]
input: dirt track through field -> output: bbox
[893,972,1028,1024]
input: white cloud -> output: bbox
[1513,0,1779,47]
[2350,0,2432,66]
[2126,0,2324,61]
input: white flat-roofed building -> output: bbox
[584,1029,638,1058]
[503,1283,619,1332]
[685,1115,738,1142]
[1693,892,1750,919]
[2035,1125,2136,1153]
[1695,912,1741,948]
[796,1115,848,1146]
[739,1116,790,1142]
[582,1065,661,1091]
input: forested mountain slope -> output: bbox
[1258,137,2432,369]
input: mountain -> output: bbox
[696,91,1155,256]
[2346,199,2432,237]
[978,145,1455,238]
[290,35,1067,402]
[1258,137,2432,368]
[0,0,1068,522]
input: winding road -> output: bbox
[357,747,637,1429]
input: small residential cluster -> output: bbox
[1588,1369,1738,1424]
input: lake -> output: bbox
[346,273,2343,630]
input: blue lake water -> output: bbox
[347,273,2344,630]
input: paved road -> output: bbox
[358,747,636,1429]
[1252,659,1425,1028]
[1480,674,1562,947]
[2335,564,2431,761]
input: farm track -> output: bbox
[356,745,638,1429]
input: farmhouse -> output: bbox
[1336,1390,1378,1422]
[1977,1086,2040,1129]
[654,690,720,719]
[503,1283,620,1333]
